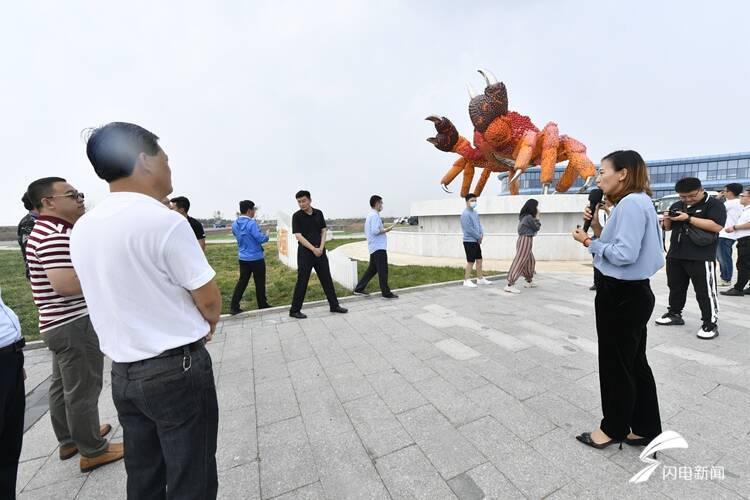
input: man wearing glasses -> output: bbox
[24,178,123,473]
[720,188,750,297]
[657,177,727,339]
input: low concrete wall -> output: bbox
[388,195,592,261]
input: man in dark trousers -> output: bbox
[170,196,206,252]
[657,177,726,339]
[353,195,398,298]
[230,200,271,314]
[0,291,24,499]
[289,190,348,319]
[17,192,38,279]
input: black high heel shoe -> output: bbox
[576,432,623,450]
[624,436,651,446]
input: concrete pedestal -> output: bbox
[389,195,591,261]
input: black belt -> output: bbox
[0,338,25,354]
[152,339,205,360]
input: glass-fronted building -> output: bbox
[511,152,750,198]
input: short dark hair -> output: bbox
[725,183,744,197]
[295,190,311,200]
[85,122,161,182]
[464,193,477,202]
[26,177,67,210]
[239,200,255,213]
[370,195,383,208]
[675,177,702,194]
[170,196,190,212]
[21,192,34,211]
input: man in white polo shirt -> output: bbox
[71,122,222,500]
[721,187,750,297]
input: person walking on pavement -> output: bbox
[505,198,542,294]
[353,195,398,299]
[717,183,744,286]
[460,193,492,288]
[24,177,121,473]
[289,190,348,319]
[230,200,271,314]
[720,187,750,297]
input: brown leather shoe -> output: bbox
[59,424,114,460]
[80,442,124,473]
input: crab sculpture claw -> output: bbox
[542,184,553,195]
[425,116,459,152]
[510,169,523,184]
[441,183,452,193]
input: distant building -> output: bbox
[510,152,750,198]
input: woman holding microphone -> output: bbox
[572,150,664,450]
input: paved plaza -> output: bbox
[15,270,750,499]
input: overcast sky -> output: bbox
[2,0,748,225]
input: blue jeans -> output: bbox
[112,343,218,500]
[717,238,735,282]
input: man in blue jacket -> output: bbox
[230,200,271,314]
[460,193,492,288]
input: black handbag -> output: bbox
[676,202,718,246]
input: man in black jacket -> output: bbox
[657,177,726,339]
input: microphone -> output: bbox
[582,188,604,232]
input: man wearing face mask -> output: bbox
[460,194,492,288]
[353,195,398,298]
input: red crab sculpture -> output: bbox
[426,69,596,195]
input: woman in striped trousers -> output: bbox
[505,199,541,293]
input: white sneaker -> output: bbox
[719,280,732,287]
[477,278,493,285]
[696,323,719,340]
[463,280,478,288]
[523,281,537,288]
[504,285,521,294]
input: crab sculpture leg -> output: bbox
[556,135,596,193]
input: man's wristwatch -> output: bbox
[687,214,692,224]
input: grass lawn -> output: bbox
[0,238,465,341]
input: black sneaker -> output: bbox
[259,304,273,309]
[720,288,744,297]
[744,287,750,294]
[655,312,685,326]
[230,309,244,316]
[382,293,399,299]
[330,306,348,314]
[289,311,307,319]
[697,323,719,340]
[589,285,597,291]
[353,290,370,296]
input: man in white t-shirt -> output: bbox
[70,122,222,499]
[717,183,744,286]
[720,188,750,297]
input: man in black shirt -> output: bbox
[657,177,726,339]
[17,192,38,279]
[170,196,206,252]
[289,190,347,319]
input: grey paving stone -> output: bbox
[343,394,413,458]
[258,417,318,499]
[217,371,255,411]
[346,345,392,375]
[425,356,489,392]
[523,391,600,433]
[414,376,486,426]
[272,481,326,500]
[217,406,258,472]
[459,416,569,498]
[366,369,428,414]
[253,351,290,384]
[217,463,260,500]
[309,428,390,499]
[18,476,85,499]
[287,357,329,393]
[19,414,58,462]
[299,390,353,447]
[281,338,316,362]
[398,405,485,480]
[24,448,86,492]
[375,445,457,500]
[465,358,546,401]
[466,384,555,442]
[256,377,300,427]
[323,362,375,403]
[15,456,46,496]
[387,351,439,383]
[447,462,523,500]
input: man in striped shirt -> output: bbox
[25,177,123,473]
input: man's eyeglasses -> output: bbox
[45,192,85,202]
[677,190,703,202]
